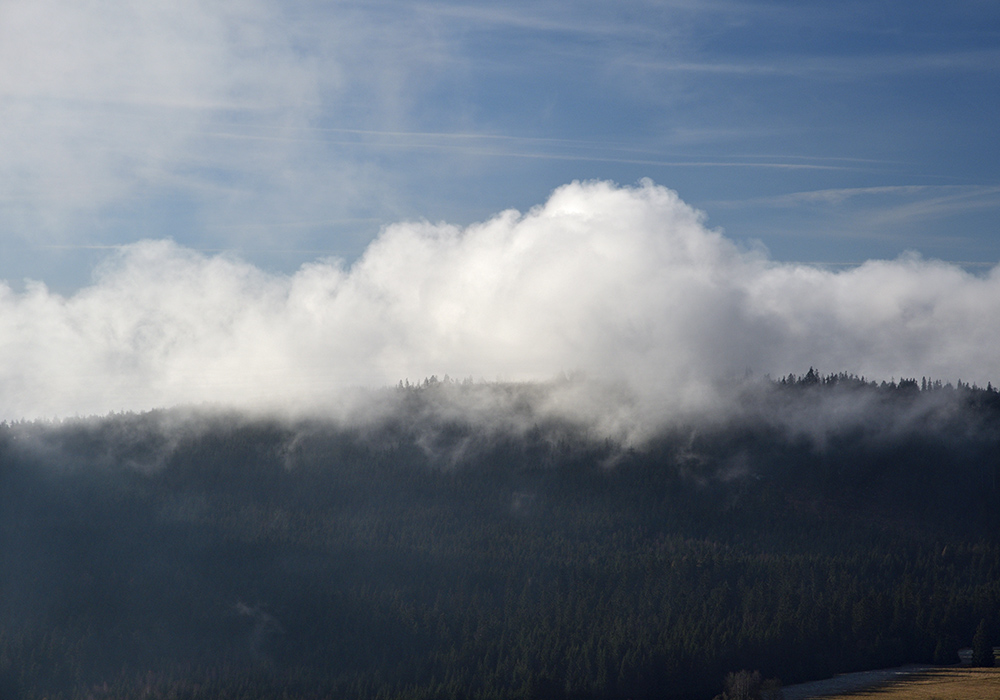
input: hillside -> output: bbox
[2,374,1000,699]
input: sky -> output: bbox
[0,0,999,421]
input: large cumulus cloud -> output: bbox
[1,180,998,428]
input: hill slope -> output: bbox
[2,375,1000,699]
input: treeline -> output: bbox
[2,376,1000,699]
[777,366,1000,396]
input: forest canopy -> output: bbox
[2,372,1000,699]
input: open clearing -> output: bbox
[811,667,1000,699]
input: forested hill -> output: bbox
[3,373,1000,700]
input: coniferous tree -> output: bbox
[933,635,960,665]
[972,619,995,667]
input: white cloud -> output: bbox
[0,0,524,249]
[0,0,347,240]
[1,180,998,433]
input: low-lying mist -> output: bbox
[6,373,999,478]
[1,179,999,434]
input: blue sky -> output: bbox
[2,0,999,291]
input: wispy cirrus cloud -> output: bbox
[0,0,467,248]
[867,186,1000,225]
[719,186,947,207]
[0,0,325,232]
[181,124,866,172]
[627,48,1000,79]
[713,185,1000,215]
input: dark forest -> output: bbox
[3,372,1000,699]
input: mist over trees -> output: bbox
[3,372,1000,699]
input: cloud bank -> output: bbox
[1,180,998,429]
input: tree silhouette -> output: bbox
[972,619,995,667]
[715,670,762,700]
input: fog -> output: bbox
[1,180,998,434]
